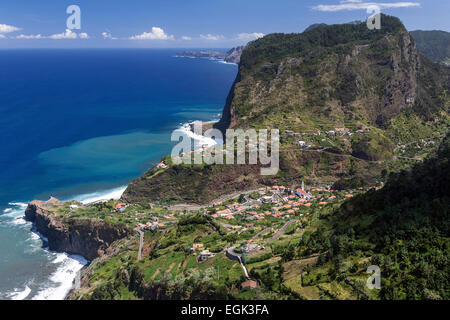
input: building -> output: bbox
[217,208,231,216]
[192,243,204,250]
[241,280,258,289]
[114,203,127,211]
[295,187,313,200]
[260,196,273,203]
[156,162,168,169]
[198,249,215,261]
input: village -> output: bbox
[51,172,384,297]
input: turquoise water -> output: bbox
[0,49,237,299]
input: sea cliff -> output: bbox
[24,198,131,261]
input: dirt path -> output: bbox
[151,268,160,280]
[182,256,190,269]
[394,155,423,161]
[166,262,176,273]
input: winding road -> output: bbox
[271,219,297,241]
[226,247,249,278]
[136,228,144,261]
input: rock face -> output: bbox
[224,46,244,64]
[216,16,446,132]
[25,198,131,261]
[122,15,448,205]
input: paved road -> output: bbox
[252,227,273,240]
[226,247,249,278]
[136,228,144,261]
[271,219,296,241]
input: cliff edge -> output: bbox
[25,198,131,261]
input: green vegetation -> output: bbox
[122,15,448,206]
[410,30,450,65]
[289,134,450,299]
[66,17,449,301]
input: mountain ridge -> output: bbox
[122,15,449,205]
[410,30,450,65]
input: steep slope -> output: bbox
[216,15,447,132]
[291,133,449,299]
[25,198,132,261]
[410,30,450,65]
[123,15,449,205]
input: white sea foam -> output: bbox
[8,202,28,208]
[3,121,220,299]
[32,230,48,243]
[8,285,31,300]
[1,207,26,224]
[174,122,223,149]
[216,60,238,66]
[31,252,87,300]
[72,185,127,205]
[10,216,27,225]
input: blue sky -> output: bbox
[0,0,448,48]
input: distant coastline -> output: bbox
[0,49,237,300]
[176,46,244,64]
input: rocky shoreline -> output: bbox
[24,197,131,261]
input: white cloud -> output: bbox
[200,34,224,41]
[102,31,118,40]
[181,36,192,41]
[12,30,89,40]
[236,32,265,40]
[313,1,420,12]
[49,29,78,39]
[16,34,43,39]
[0,34,5,39]
[129,27,174,40]
[0,24,21,34]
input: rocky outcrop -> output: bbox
[122,15,448,205]
[25,198,131,261]
[224,46,244,64]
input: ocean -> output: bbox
[0,49,237,299]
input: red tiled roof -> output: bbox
[115,203,127,210]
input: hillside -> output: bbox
[286,133,449,299]
[216,15,447,131]
[410,30,450,65]
[122,15,449,205]
[62,134,448,300]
